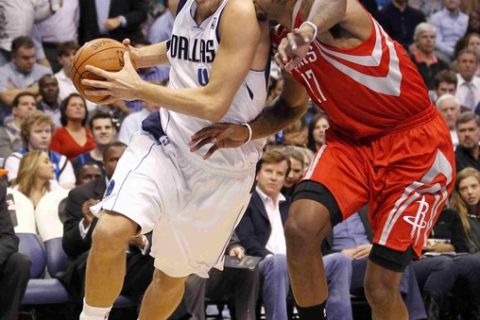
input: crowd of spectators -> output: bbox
[2,0,480,319]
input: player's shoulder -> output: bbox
[222,0,257,19]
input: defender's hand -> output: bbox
[275,25,315,71]
[190,123,250,160]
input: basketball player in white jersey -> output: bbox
[78,0,271,319]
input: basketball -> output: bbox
[72,38,129,103]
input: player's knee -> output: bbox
[151,270,186,295]
[284,210,329,251]
[92,214,136,252]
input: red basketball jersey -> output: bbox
[271,6,433,139]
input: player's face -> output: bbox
[459,176,480,207]
[457,119,480,148]
[438,99,460,129]
[29,122,52,151]
[65,97,86,122]
[436,82,456,97]
[256,160,289,199]
[416,31,435,54]
[284,157,304,188]
[313,117,329,145]
[91,118,116,146]
[37,152,55,181]
[13,96,36,121]
[457,53,478,81]
[13,47,36,74]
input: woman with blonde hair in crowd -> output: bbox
[12,150,56,208]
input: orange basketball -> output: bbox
[72,38,129,103]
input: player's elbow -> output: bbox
[204,99,230,122]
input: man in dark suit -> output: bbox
[78,0,148,44]
[61,142,154,303]
[237,150,352,320]
[0,170,31,320]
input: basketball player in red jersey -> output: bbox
[190,0,456,319]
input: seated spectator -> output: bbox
[0,36,51,105]
[147,1,173,82]
[429,0,469,60]
[61,142,154,306]
[0,171,31,320]
[236,150,351,320]
[409,0,443,18]
[75,162,103,186]
[4,110,75,189]
[455,111,480,171]
[463,33,480,76]
[282,146,307,196]
[307,112,329,153]
[12,150,57,208]
[36,74,61,126]
[171,233,260,320]
[323,211,427,320]
[468,8,480,34]
[455,49,480,111]
[447,167,480,318]
[431,69,458,102]
[375,0,426,49]
[436,94,461,147]
[50,93,95,161]
[72,111,116,170]
[0,92,37,165]
[410,23,449,89]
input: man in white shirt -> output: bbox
[455,49,480,112]
[236,150,352,320]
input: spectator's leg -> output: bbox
[259,254,289,320]
[0,252,31,320]
[323,252,353,320]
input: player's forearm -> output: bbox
[134,42,169,68]
[250,97,307,140]
[138,81,229,122]
[306,0,347,34]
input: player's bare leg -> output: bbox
[285,199,332,317]
[81,212,137,319]
[138,270,187,320]
[365,260,408,320]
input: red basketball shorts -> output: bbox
[303,109,455,257]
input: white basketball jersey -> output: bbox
[160,0,267,172]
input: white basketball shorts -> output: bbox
[92,131,255,277]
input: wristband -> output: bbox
[300,21,318,42]
[242,123,253,144]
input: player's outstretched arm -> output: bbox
[190,72,309,159]
[82,0,262,122]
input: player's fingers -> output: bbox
[84,89,112,97]
[82,78,111,89]
[190,127,220,143]
[123,51,135,70]
[85,64,112,79]
[277,40,290,64]
[122,38,131,47]
[203,144,219,160]
[189,137,214,152]
[287,32,298,51]
[97,96,120,105]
